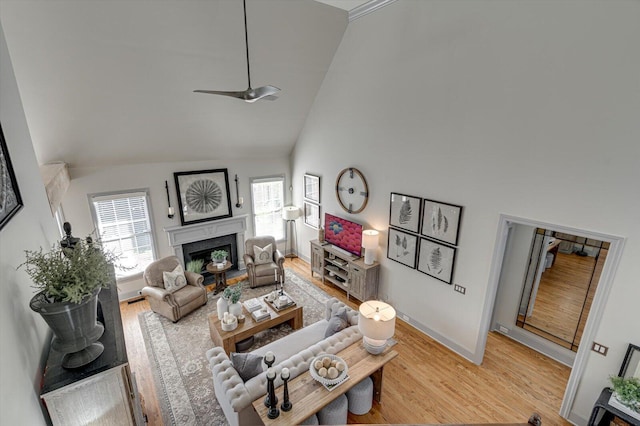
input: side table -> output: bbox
[206,261,233,294]
[588,387,640,425]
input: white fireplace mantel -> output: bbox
[164,215,249,270]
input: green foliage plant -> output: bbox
[610,376,640,412]
[211,249,228,262]
[186,259,204,273]
[223,284,242,304]
[21,238,119,304]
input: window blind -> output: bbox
[251,177,284,240]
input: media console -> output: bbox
[310,240,379,302]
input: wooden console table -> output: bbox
[252,341,398,425]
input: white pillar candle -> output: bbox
[265,351,275,363]
[266,367,276,380]
[281,367,290,380]
[238,196,243,205]
[168,207,175,216]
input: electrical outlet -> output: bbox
[591,341,609,356]
[454,284,466,295]
[402,314,410,322]
[499,325,509,334]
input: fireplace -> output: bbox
[182,234,238,284]
[164,215,249,285]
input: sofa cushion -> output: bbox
[252,320,328,363]
[163,264,187,293]
[325,307,349,337]
[253,243,273,265]
[231,353,264,382]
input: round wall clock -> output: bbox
[335,167,369,214]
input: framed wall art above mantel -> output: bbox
[174,168,232,226]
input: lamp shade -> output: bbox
[282,206,301,221]
[362,230,379,249]
[358,300,396,341]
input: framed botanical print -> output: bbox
[387,228,418,269]
[389,192,421,234]
[174,168,232,226]
[0,123,23,231]
[303,173,320,204]
[303,201,320,229]
[420,198,463,246]
[417,238,456,284]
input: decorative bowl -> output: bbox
[309,354,348,386]
[221,316,238,331]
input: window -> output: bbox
[89,190,156,278]
[251,176,285,240]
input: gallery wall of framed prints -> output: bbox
[387,192,463,285]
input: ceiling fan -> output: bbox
[194,0,280,103]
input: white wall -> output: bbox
[0,24,60,425]
[291,0,640,422]
[61,157,290,299]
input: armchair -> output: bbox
[243,236,285,288]
[141,256,207,322]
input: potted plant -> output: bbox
[20,237,120,368]
[186,259,204,274]
[211,249,228,265]
[609,376,640,420]
[223,284,243,317]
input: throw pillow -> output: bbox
[253,243,273,265]
[230,352,264,382]
[162,264,187,293]
[325,307,349,337]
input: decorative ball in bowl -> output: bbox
[309,354,348,386]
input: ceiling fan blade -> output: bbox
[193,90,248,99]
[243,85,281,102]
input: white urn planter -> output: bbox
[228,302,242,317]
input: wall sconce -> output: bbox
[358,300,396,355]
[234,174,243,208]
[165,180,175,219]
[362,229,379,265]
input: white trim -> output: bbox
[478,214,626,420]
[349,0,398,21]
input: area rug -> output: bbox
[138,268,331,426]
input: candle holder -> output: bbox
[165,180,175,219]
[264,353,277,407]
[280,368,292,412]
[266,368,279,419]
[234,174,243,208]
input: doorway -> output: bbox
[479,214,625,419]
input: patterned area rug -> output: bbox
[138,268,330,426]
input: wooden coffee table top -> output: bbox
[208,299,303,355]
[252,342,398,425]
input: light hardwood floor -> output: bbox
[120,258,572,425]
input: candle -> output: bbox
[267,367,276,380]
[168,207,175,216]
[265,351,275,363]
[281,367,290,380]
[238,196,243,205]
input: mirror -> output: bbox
[516,227,609,351]
[619,344,640,379]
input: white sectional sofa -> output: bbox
[206,297,362,426]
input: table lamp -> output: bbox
[362,230,379,265]
[358,300,396,354]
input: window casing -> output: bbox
[89,189,157,278]
[250,176,285,240]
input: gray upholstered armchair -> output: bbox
[141,256,207,322]
[243,236,285,288]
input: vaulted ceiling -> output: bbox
[0,0,372,167]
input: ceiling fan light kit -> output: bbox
[194,0,280,103]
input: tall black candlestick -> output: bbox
[266,369,279,419]
[280,369,292,412]
[165,181,174,218]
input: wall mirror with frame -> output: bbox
[619,343,640,379]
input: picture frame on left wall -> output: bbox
[174,168,232,226]
[0,123,23,231]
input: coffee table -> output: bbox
[208,301,303,355]
[252,341,398,425]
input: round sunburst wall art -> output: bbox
[185,179,222,213]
